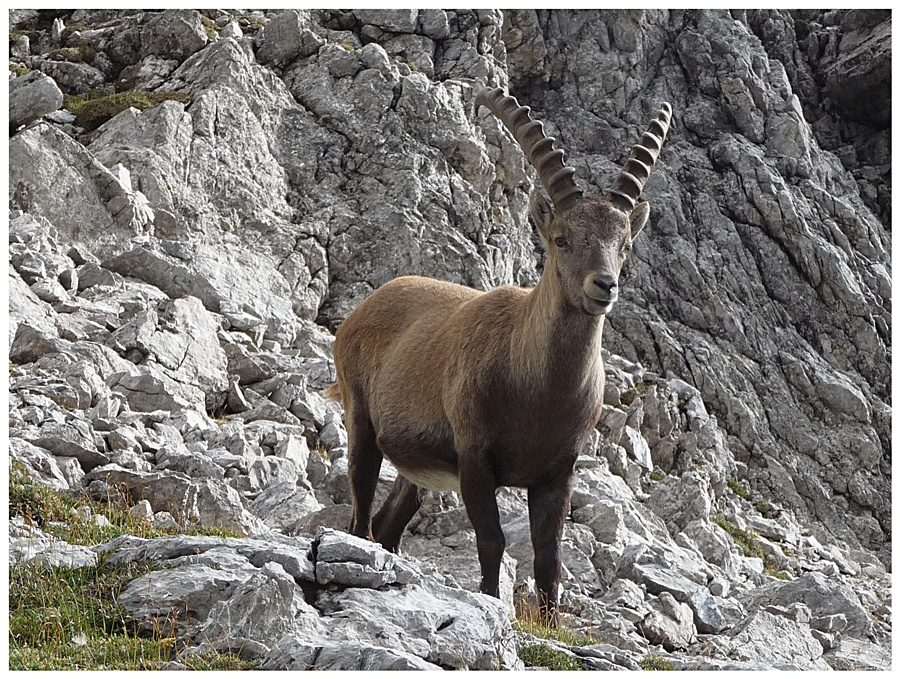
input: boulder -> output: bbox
[9,71,64,132]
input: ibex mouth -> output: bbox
[583,276,617,315]
[583,292,616,316]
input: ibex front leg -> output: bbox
[459,452,505,598]
[528,473,574,624]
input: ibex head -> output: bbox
[476,88,672,316]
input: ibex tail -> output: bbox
[324,382,343,403]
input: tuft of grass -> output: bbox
[763,563,790,580]
[620,381,647,407]
[236,15,266,34]
[649,468,666,482]
[10,29,37,44]
[10,462,239,546]
[712,513,764,560]
[754,499,779,519]
[640,653,676,670]
[514,597,593,669]
[10,63,30,77]
[514,618,594,648]
[514,596,595,648]
[10,463,251,670]
[519,642,583,670]
[198,14,218,42]
[62,22,92,38]
[9,560,258,670]
[726,476,749,499]
[48,41,96,64]
[63,90,192,132]
[10,560,155,668]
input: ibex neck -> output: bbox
[513,275,605,389]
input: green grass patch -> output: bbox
[10,29,38,44]
[9,560,258,670]
[712,513,764,560]
[620,381,647,407]
[640,653,676,670]
[754,499,779,519]
[649,468,666,482]
[48,40,96,64]
[518,643,583,670]
[10,464,251,670]
[61,22,92,40]
[514,599,594,669]
[514,616,594,648]
[198,14,218,41]
[236,15,266,34]
[726,476,749,499]
[763,563,790,580]
[10,560,155,669]
[63,90,191,132]
[10,462,239,546]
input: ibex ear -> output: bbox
[530,192,555,242]
[630,201,651,239]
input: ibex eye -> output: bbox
[554,236,568,248]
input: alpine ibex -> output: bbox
[327,87,671,620]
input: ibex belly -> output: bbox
[375,425,461,493]
[394,465,461,493]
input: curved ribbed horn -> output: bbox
[476,87,583,213]
[605,102,672,212]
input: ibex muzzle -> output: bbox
[327,88,671,622]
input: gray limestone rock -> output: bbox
[638,591,697,651]
[255,10,322,68]
[261,636,441,670]
[25,421,110,472]
[140,9,208,63]
[723,609,830,670]
[824,636,892,671]
[86,465,265,536]
[9,125,146,259]
[9,321,65,366]
[248,481,322,533]
[646,471,713,534]
[314,527,422,588]
[820,10,891,128]
[118,562,256,636]
[108,369,202,413]
[354,9,419,34]
[740,571,874,639]
[197,561,323,652]
[9,71,64,132]
[10,534,98,569]
[9,437,81,491]
[107,296,229,411]
[316,580,520,669]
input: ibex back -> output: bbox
[327,88,671,621]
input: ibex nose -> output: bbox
[584,273,618,302]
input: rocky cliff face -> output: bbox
[8,8,891,671]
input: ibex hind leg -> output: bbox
[372,475,425,552]
[345,400,382,540]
